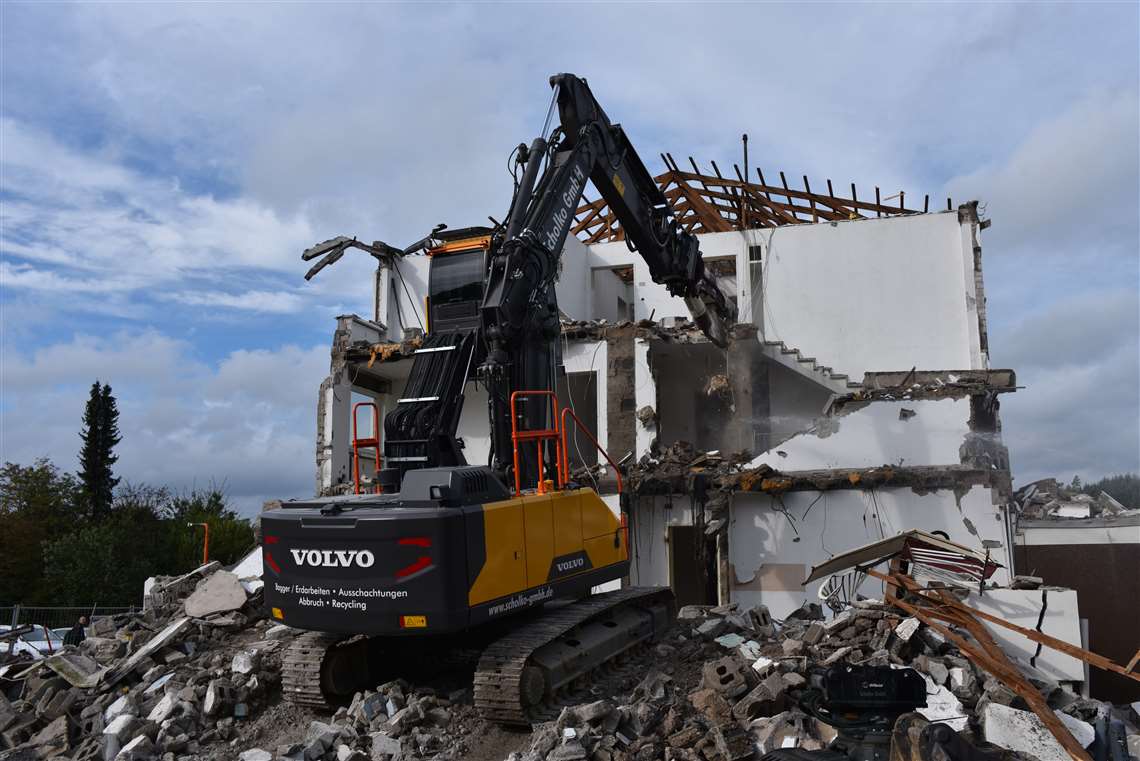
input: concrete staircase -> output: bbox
[759,340,862,395]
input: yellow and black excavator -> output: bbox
[260,73,736,725]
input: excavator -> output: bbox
[260,73,737,725]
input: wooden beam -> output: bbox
[668,170,921,218]
[874,570,1140,682]
[873,575,1092,761]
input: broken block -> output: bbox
[701,656,750,699]
[801,623,825,646]
[781,638,804,656]
[948,666,977,701]
[183,570,247,618]
[732,673,787,720]
[116,734,155,760]
[146,693,177,724]
[231,650,258,675]
[239,750,273,761]
[982,702,1094,761]
[893,617,920,642]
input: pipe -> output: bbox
[505,137,548,240]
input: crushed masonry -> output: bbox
[3,534,1137,761]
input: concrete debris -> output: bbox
[0,565,285,761]
[1015,478,1139,521]
[183,570,248,618]
[504,594,1137,761]
[5,560,1134,761]
[981,702,1094,761]
[41,653,104,689]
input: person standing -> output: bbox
[63,615,88,647]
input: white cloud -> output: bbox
[1,1,1137,496]
[0,331,328,515]
[169,289,306,314]
[1,118,323,307]
[944,90,1139,257]
[995,290,1140,485]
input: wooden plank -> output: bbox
[689,181,842,223]
[803,176,818,223]
[872,569,1140,683]
[571,159,929,243]
[672,184,733,232]
[880,580,1093,761]
[669,170,921,218]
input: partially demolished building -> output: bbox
[315,161,1016,621]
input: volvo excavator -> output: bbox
[260,73,737,725]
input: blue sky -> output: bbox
[2,3,1137,514]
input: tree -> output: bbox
[0,460,81,604]
[78,381,121,520]
[1080,473,1140,509]
[43,509,171,606]
[42,485,255,606]
[164,488,256,570]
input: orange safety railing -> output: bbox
[559,407,623,494]
[509,390,563,496]
[352,402,382,494]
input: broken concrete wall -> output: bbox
[316,316,391,494]
[750,397,982,472]
[1015,516,1140,703]
[556,234,591,319]
[754,211,988,378]
[588,209,988,380]
[316,332,613,495]
[378,255,429,340]
[963,588,1084,683]
[627,497,698,590]
[603,326,635,463]
[723,486,1012,619]
[766,362,833,450]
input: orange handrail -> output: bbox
[509,390,563,496]
[352,402,382,494]
[560,407,623,494]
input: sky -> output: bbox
[1,3,1137,515]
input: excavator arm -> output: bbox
[480,73,737,487]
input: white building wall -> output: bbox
[590,268,631,323]
[556,235,591,319]
[749,397,976,472]
[754,212,983,378]
[455,383,491,467]
[628,498,697,588]
[727,487,1012,620]
[627,487,1010,620]
[589,211,985,379]
[634,338,656,454]
[562,339,608,464]
[385,255,431,337]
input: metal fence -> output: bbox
[1,605,139,630]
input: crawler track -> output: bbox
[281,632,349,709]
[473,587,674,725]
[281,587,675,720]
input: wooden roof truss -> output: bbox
[573,153,948,245]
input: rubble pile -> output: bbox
[237,679,486,761]
[4,558,1137,760]
[0,561,289,761]
[1015,479,1137,520]
[510,600,1140,761]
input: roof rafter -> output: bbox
[571,157,937,244]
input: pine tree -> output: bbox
[78,381,121,520]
